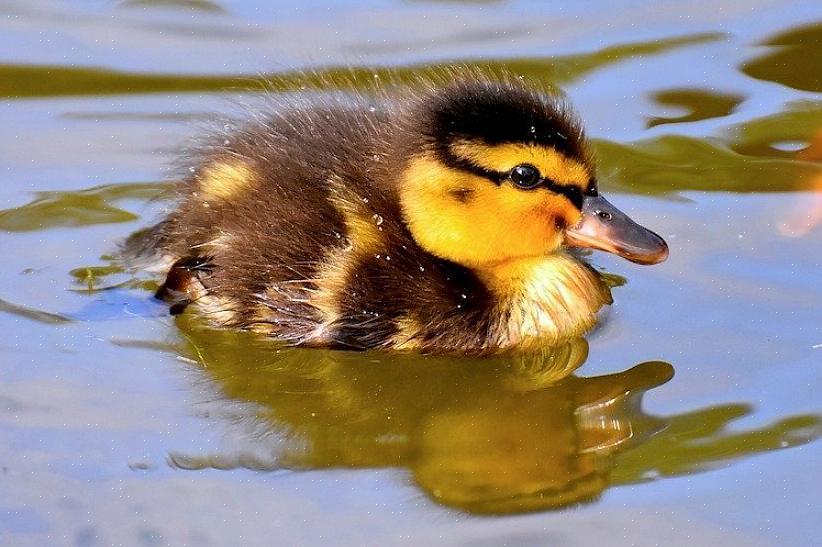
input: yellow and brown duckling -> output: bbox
[139,72,668,354]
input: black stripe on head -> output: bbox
[427,80,588,162]
[543,180,584,209]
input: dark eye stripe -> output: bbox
[542,179,583,209]
[436,147,584,209]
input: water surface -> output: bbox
[1,1,820,545]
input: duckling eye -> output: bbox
[510,164,542,189]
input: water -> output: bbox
[1,1,821,545]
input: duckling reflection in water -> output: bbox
[129,69,668,354]
[157,321,820,515]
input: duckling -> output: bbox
[139,71,668,354]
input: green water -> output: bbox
[1,1,820,545]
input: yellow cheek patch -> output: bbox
[198,161,255,200]
[450,141,590,189]
[400,154,568,267]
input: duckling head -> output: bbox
[398,78,668,270]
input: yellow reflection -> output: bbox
[646,88,744,128]
[0,182,169,232]
[165,318,672,513]
[0,32,721,99]
[725,100,822,160]
[741,23,822,93]
[162,318,820,515]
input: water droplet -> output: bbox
[372,154,380,162]
[372,214,383,226]
[556,131,568,140]
[530,125,537,134]
[368,106,376,113]
[385,255,391,261]
[223,139,230,145]
[419,266,425,272]
[460,293,467,300]
[223,123,232,131]
[362,197,369,204]
[188,166,196,173]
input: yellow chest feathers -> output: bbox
[478,253,612,350]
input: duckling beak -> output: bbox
[565,195,668,265]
